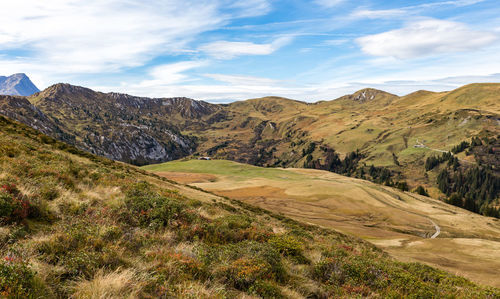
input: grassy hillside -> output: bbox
[144,159,500,288]
[1,117,500,297]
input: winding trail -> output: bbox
[415,139,473,164]
[429,219,441,239]
[361,186,441,239]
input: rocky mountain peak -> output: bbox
[0,73,40,96]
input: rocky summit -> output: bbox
[0,73,40,96]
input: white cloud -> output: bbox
[0,0,272,87]
[199,37,292,59]
[356,19,497,59]
[146,61,209,85]
[314,0,344,8]
[204,73,282,86]
[226,0,272,17]
[350,0,486,20]
[351,9,407,19]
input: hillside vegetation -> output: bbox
[1,115,499,296]
[144,159,500,288]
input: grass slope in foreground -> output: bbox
[144,159,500,289]
[0,116,499,298]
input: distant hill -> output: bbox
[0,73,40,96]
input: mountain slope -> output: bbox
[2,83,220,165]
[145,159,500,287]
[2,116,499,297]
[0,73,40,96]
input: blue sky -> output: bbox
[1,0,500,102]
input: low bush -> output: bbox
[36,223,126,279]
[198,240,287,289]
[0,259,37,298]
[188,215,272,244]
[0,184,30,224]
[415,185,430,197]
[268,234,308,263]
[122,182,192,229]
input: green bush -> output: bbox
[268,234,308,263]
[249,280,284,298]
[198,240,287,289]
[0,260,37,298]
[122,182,190,229]
[414,186,429,197]
[36,223,126,279]
[39,184,59,201]
[0,184,30,224]
[189,215,272,244]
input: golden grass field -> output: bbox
[144,159,500,288]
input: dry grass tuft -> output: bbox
[71,268,142,299]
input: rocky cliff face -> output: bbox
[0,73,40,96]
[0,83,219,165]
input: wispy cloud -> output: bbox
[314,0,345,8]
[226,0,272,17]
[0,0,272,86]
[146,61,208,85]
[350,0,486,20]
[351,9,407,19]
[204,73,282,86]
[199,36,292,59]
[356,18,497,59]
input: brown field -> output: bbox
[147,160,500,288]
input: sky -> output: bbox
[1,0,500,102]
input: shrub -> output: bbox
[0,184,30,224]
[36,223,126,279]
[152,252,207,285]
[249,280,284,298]
[122,182,190,228]
[39,184,59,201]
[268,234,308,263]
[198,241,287,287]
[414,186,429,197]
[189,215,271,244]
[395,181,409,192]
[313,245,386,290]
[223,257,273,290]
[0,259,37,298]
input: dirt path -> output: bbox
[429,219,440,239]
[415,139,473,164]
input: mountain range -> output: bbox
[0,79,498,216]
[0,73,39,96]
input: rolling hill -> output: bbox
[2,114,499,297]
